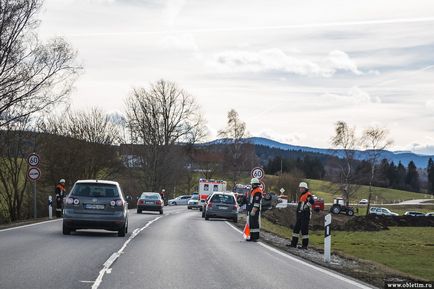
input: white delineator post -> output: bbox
[48,195,53,220]
[324,213,332,263]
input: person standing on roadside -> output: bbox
[247,178,263,242]
[55,179,66,218]
[289,182,314,249]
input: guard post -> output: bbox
[48,195,53,219]
[324,213,332,263]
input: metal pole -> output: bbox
[33,181,37,219]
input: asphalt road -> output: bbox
[0,206,375,289]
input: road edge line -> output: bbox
[0,219,61,232]
[224,221,374,289]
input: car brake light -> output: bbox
[66,198,74,205]
[156,200,161,205]
[73,198,80,205]
[208,202,212,208]
[138,199,144,205]
[110,200,116,207]
[115,200,124,207]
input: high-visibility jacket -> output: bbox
[296,191,314,213]
[249,187,263,211]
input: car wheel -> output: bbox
[160,210,163,215]
[118,223,127,237]
[173,202,177,206]
[205,215,209,220]
[199,207,203,212]
[233,217,238,223]
[187,206,191,210]
[347,209,354,216]
[62,223,71,235]
[137,209,142,214]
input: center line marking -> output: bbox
[92,216,162,289]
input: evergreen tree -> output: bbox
[405,161,420,192]
[427,158,434,194]
[396,162,407,190]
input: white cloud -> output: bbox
[258,130,307,145]
[404,142,434,155]
[426,99,434,109]
[160,33,199,51]
[211,49,364,77]
[322,86,381,105]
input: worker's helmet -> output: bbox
[250,178,260,185]
[298,182,308,189]
[59,179,66,184]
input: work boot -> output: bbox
[302,238,309,249]
[289,236,298,247]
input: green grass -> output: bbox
[307,179,429,204]
[261,218,434,281]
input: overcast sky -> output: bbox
[38,0,434,154]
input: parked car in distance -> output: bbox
[63,180,128,237]
[168,195,192,206]
[369,207,399,216]
[204,192,238,223]
[404,211,425,217]
[187,194,200,209]
[359,199,369,205]
[137,192,164,214]
[425,212,434,217]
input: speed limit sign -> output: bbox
[251,167,265,180]
[27,153,40,167]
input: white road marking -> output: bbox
[92,216,162,289]
[224,221,373,289]
[0,219,61,232]
[80,281,94,284]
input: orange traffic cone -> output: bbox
[243,222,250,240]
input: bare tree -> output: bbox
[0,116,32,221]
[218,109,253,187]
[331,121,360,206]
[362,126,393,214]
[125,79,206,191]
[38,107,123,181]
[0,0,80,127]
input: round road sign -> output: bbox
[27,153,40,167]
[251,167,265,180]
[27,167,41,181]
[280,188,285,194]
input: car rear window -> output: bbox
[191,195,198,200]
[142,194,160,200]
[211,194,235,204]
[71,183,119,198]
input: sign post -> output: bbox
[27,153,41,219]
[324,213,332,263]
[48,196,53,219]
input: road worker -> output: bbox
[247,178,263,241]
[289,182,314,249]
[55,179,66,218]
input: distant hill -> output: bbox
[203,137,433,168]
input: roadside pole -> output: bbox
[48,196,53,219]
[324,213,332,263]
[33,181,37,219]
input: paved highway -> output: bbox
[0,206,374,289]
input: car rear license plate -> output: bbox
[85,204,105,210]
[145,201,154,204]
[218,206,228,210]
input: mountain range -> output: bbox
[205,137,433,168]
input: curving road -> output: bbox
[0,206,375,289]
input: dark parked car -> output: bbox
[404,211,425,217]
[204,192,238,223]
[63,180,129,237]
[137,192,164,214]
